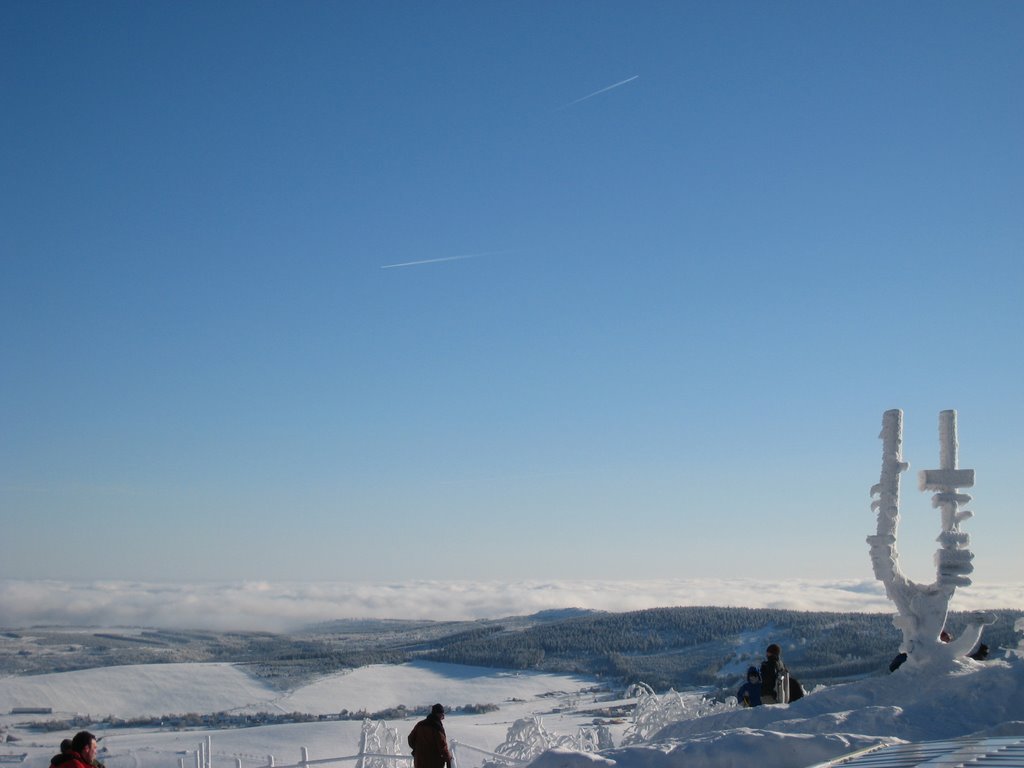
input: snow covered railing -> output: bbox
[450,740,529,766]
[182,713,609,768]
[249,749,414,768]
[182,745,416,768]
[184,721,423,768]
[185,729,537,768]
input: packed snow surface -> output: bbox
[0,663,276,717]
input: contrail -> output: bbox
[380,249,513,269]
[559,74,639,110]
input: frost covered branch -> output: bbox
[621,684,733,745]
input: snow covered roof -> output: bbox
[811,735,1024,768]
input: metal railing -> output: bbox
[181,728,531,768]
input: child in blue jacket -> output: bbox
[736,666,763,707]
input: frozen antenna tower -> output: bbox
[867,409,994,666]
[920,410,977,586]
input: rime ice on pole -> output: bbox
[867,409,995,666]
[919,410,976,586]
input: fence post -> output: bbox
[207,735,213,768]
[196,748,202,768]
[235,760,242,768]
[300,747,309,768]
[450,740,458,768]
[356,725,368,768]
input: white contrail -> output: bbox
[559,74,639,109]
[380,249,513,270]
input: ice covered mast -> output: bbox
[867,409,992,663]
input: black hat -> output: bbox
[431,703,445,716]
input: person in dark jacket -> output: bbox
[736,666,762,707]
[407,704,452,768]
[49,739,73,767]
[760,643,789,704]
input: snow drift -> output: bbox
[529,654,1024,768]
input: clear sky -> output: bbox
[2,2,1022,589]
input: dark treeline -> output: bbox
[419,607,1021,690]
[25,703,501,733]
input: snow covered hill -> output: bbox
[0,663,275,718]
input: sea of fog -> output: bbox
[3,578,1023,631]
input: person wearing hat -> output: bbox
[736,666,763,707]
[760,644,788,704]
[407,704,453,768]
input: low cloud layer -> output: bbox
[1,579,1020,633]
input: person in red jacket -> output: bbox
[57,732,98,768]
[407,704,452,768]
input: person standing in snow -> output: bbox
[760,644,789,704]
[736,666,763,707]
[407,704,453,768]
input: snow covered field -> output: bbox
[3,648,1024,768]
[0,661,618,768]
[0,660,598,720]
[0,663,274,718]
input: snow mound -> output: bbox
[527,657,1024,768]
[602,729,898,768]
[529,749,618,768]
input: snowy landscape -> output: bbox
[6,2,1023,765]
[2,622,1024,768]
[2,409,1023,768]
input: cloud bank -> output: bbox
[1,579,1020,633]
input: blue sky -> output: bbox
[2,2,1022,591]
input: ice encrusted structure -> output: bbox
[867,409,995,666]
[490,716,613,764]
[357,719,403,768]
[620,683,732,745]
